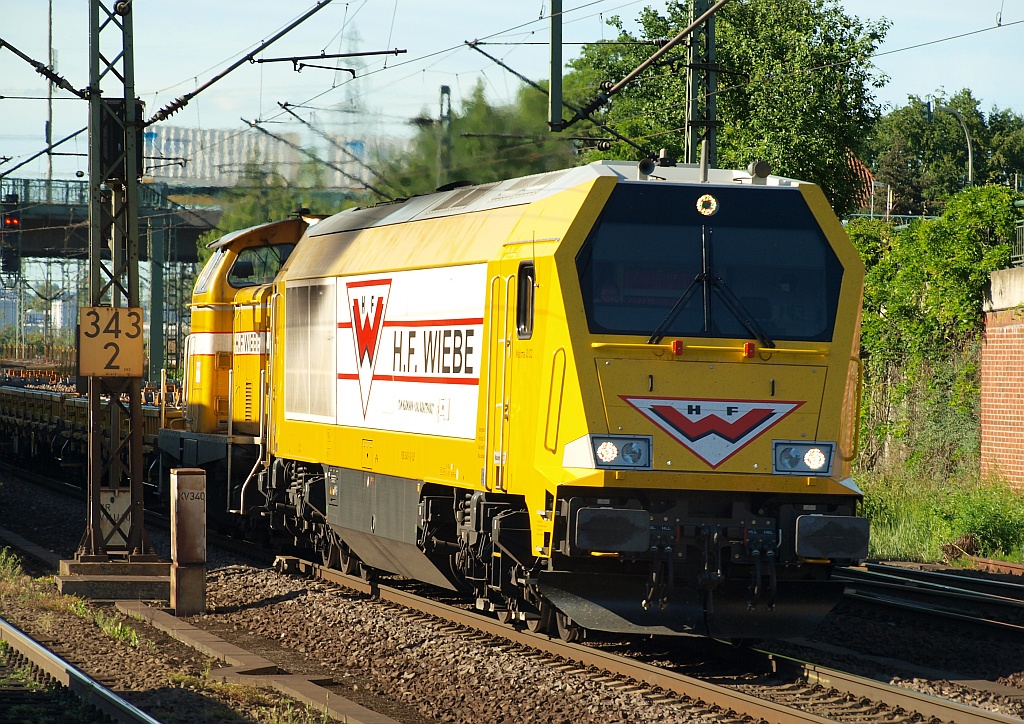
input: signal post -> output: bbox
[58,0,167,601]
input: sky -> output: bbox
[1,0,1022,180]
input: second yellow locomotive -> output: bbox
[160,159,868,640]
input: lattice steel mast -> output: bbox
[77,0,152,562]
[685,0,720,166]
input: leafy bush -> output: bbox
[930,479,1024,557]
[850,186,1021,475]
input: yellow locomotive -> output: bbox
[159,160,868,640]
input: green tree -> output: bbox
[197,155,357,263]
[26,279,65,314]
[379,81,578,198]
[867,90,1024,214]
[567,0,889,216]
[988,108,1024,187]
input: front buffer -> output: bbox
[538,490,869,638]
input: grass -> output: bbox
[0,547,142,647]
[1,550,326,722]
[0,547,22,585]
[859,468,1024,562]
[169,669,332,723]
[263,700,332,724]
[93,608,139,647]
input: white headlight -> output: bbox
[777,446,802,471]
[588,436,652,469]
[773,441,834,476]
[803,447,827,470]
[596,441,619,463]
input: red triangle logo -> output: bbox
[621,396,803,468]
[346,279,391,416]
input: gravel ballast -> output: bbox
[3,470,1024,722]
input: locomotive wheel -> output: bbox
[321,539,341,570]
[339,545,360,576]
[496,608,514,625]
[526,602,552,634]
[555,610,581,643]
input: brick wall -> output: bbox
[980,309,1024,487]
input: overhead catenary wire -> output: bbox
[276,102,399,193]
[68,0,641,169]
[242,118,393,201]
[7,1,1021,183]
[563,0,733,130]
[253,0,647,131]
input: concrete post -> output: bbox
[170,468,206,616]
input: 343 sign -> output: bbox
[78,307,144,377]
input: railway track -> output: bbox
[835,562,1024,632]
[968,557,1024,577]
[0,614,162,724]
[5,461,1024,722]
[277,555,1022,724]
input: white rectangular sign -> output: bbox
[336,264,486,439]
[233,331,267,355]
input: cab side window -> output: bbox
[516,261,536,340]
[228,244,295,288]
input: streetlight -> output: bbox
[928,101,973,186]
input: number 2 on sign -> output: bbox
[79,307,144,377]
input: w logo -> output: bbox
[622,396,802,468]
[346,279,391,415]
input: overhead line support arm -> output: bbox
[0,127,87,178]
[256,48,405,73]
[0,37,87,99]
[146,0,333,125]
[465,41,654,159]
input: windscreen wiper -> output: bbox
[647,273,704,345]
[709,276,775,349]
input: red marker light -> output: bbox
[671,340,684,355]
[743,342,756,358]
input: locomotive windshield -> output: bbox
[576,183,844,342]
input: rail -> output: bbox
[277,556,834,724]
[279,555,1021,724]
[0,614,163,724]
[835,562,1024,633]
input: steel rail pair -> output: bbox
[0,614,162,724]
[281,555,1022,724]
